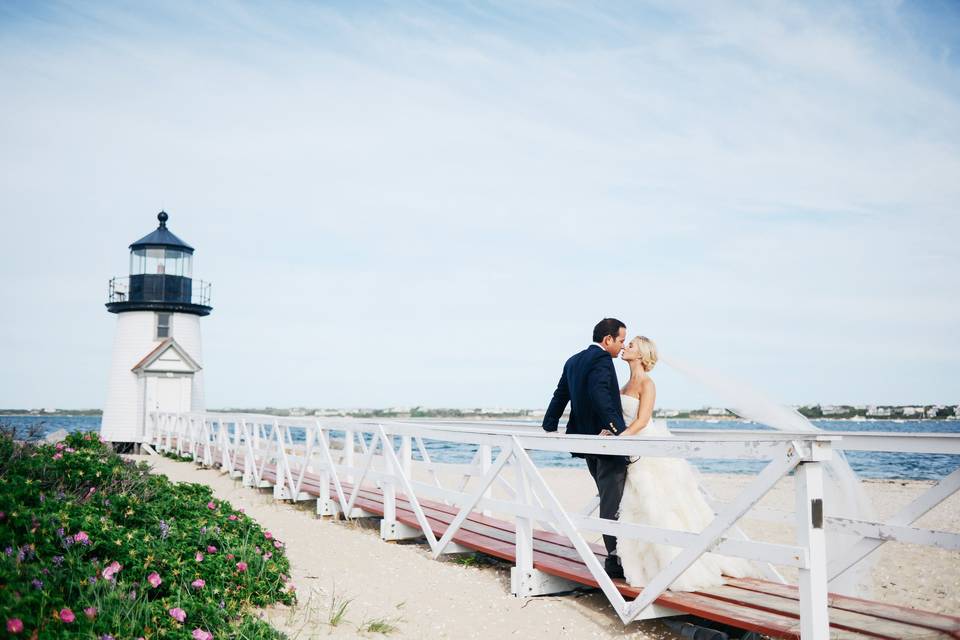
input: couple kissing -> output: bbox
[542,318,756,591]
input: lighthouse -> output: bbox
[101,211,212,447]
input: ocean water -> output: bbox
[3,415,957,481]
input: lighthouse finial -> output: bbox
[158,211,168,228]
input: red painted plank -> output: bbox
[728,578,960,638]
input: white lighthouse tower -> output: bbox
[101,211,212,447]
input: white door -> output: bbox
[157,376,185,413]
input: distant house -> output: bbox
[866,406,892,417]
[926,407,940,419]
[955,406,960,417]
[707,408,728,416]
[656,409,680,418]
[902,407,923,417]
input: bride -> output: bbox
[614,336,757,591]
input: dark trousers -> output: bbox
[585,454,628,558]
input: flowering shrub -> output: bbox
[0,432,294,638]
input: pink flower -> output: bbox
[84,607,97,620]
[6,618,24,634]
[52,453,63,460]
[59,608,75,623]
[65,447,75,453]
[147,572,162,588]
[206,501,216,510]
[206,545,217,553]
[263,552,272,560]
[255,546,261,554]
[273,540,283,549]
[195,552,204,562]
[191,578,205,589]
[226,553,234,560]
[228,514,237,521]
[264,531,273,540]
[168,607,187,623]
[55,442,65,450]
[74,531,90,545]
[101,560,122,581]
[192,630,213,640]
[235,561,248,573]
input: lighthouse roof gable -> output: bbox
[132,338,201,374]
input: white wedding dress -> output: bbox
[617,394,758,591]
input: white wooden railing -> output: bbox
[146,411,846,636]
[144,412,960,638]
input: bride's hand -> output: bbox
[599,429,614,437]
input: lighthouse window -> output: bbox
[156,312,171,339]
[130,249,146,275]
[145,248,165,274]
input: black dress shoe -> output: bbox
[604,557,625,580]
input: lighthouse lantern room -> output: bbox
[101,211,212,448]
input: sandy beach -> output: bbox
[132,455,960,638]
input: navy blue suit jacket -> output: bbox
[542,345,626,440]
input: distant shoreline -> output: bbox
[2,410,958,422]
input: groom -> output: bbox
[542,318,628,579]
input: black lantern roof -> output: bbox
[129,211,195,253]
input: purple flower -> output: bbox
[88,576,98,585]
[3,547,12,557]
[101,636,115,640]
[159,520,170,539]
[56,527,65,538]
[31,579,43,590]
[52,555,64,566]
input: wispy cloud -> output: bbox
[0,0,957,408]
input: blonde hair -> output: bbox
[634,336,658,372]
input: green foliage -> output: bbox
[0,431,295,638]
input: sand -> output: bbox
[131,455,960,638]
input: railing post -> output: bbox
[344,428,355,484]
[272,420,286,497]
[380,430,421,541]
[796,461,830,640]
[480,444,493,517]
[510,441,538,596]
[316,426,337,517]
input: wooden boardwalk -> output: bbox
[232,461,959,640]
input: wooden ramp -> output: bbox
[229,461,959,640]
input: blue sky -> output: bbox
[1,1,958,410]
